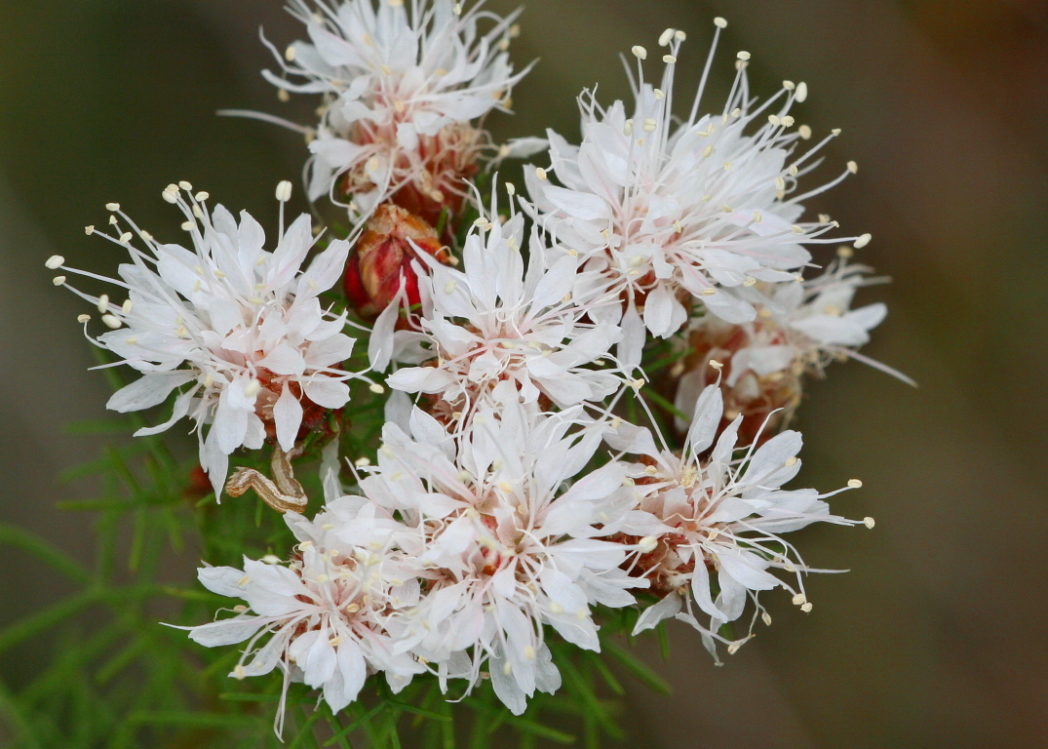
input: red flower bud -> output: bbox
[343,204,448,319]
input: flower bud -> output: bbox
[343,204,448,319]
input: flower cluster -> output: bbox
[265,0,528,225]
[51,1,902,737]
[49,181,361,496]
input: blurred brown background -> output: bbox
[1,1,1045,747]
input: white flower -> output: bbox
[358,395,651,713]
[51,183,358,497]
[672,261,910,436]
[607,383,871,659]
[526,20,868,354]
[179,504,425,735]
[381,209,625,412]
[265,0,527,219]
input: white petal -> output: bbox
[632,594,682,635]
[187,617,261,647]
[274,384,304,452]
[304,377,350,409]
[107,372,194,412]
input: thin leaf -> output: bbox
[604,640,672,696]
[0,523,90,583]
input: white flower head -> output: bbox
[53,183,359,497]
[358,397,652,713]
[265,0,528,220]
[526,20,868,353]
[179,504,425,736]
[609,383,871,659]
[382,201,626,413]
[673,261,911,436]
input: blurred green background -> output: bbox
[1,1,1045,747]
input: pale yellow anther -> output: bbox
[713,17,728,29]
[863,516,876,529]
[848,478,863,488]
[854,232,872,249]
[631,45,648,60]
